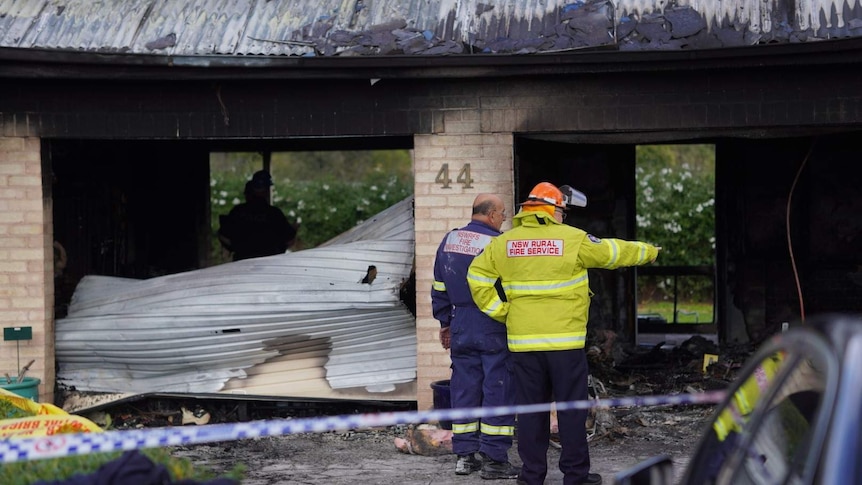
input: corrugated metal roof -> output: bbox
[0,0,859,57]
[55,196,417,402]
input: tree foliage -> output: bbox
[636,144,715,266]
[636,145,715,303]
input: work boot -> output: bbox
[454,453,482,475]
[479,458,520,480]
[517,472,601,485]
[578,472,603,485]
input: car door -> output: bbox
[683,328,839,485]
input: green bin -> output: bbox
[1,377,40,401]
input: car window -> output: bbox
[684,331,836,485]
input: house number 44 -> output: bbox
[435,163,474,189]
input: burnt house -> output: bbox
[0,0,860,409]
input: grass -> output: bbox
[638,301,714,324]
[0,448,246,485]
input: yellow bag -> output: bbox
[0,387,102,438]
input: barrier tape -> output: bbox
[0,390,726,464]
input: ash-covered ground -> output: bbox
[78,334,748,484]
[167,403,713,485]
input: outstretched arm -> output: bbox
[578,234,660,269]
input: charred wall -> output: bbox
[718,133,862,344]
[51,140,210,317]
[4,48,862,342]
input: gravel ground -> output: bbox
[170,404,714,485]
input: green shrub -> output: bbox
[209,151,413,263]
[636,145,715,302]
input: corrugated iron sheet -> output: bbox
[55,196,417,401]
[0,0,859,56]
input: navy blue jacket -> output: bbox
[432,220,502,335]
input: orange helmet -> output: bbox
[520,182,565,208]
[520,182,588,209]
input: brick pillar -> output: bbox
[0,137,53,403]
[413,127,514,411]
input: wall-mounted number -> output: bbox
[436,163,474,189]
[435,163,452,188]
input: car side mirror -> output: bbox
[613,455,673,485]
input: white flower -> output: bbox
[231,197,240,205]
[370,185,378,191]
[380,193,387,200]
[296,217,302,224]
[322,184,330,190]
[362,198,370,205]
[329,206,337,212]
[219,191,228,197]
[210,179,217,187]
[288,210,296,217]
[218,199,226,206]
[673,183,683,192]
[662,221,682,233]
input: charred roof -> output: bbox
[0,0,861,80]
[1,0,860,56]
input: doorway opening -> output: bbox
[634,144,717,347]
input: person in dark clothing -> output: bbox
[218,170,297,261]
[431,193,519,480]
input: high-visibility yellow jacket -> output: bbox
[467,210,659,353]
[712,352,783,441]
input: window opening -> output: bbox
[635,144,716,340]
[209,149,414,266]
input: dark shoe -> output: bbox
[578,472,602,485]
[480,459,520,480]
[455,453,482,475]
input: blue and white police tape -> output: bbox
[0,390,726,464]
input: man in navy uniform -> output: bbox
[432,193,519,480]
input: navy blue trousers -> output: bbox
[512,349,590,485]
[450,307,514,463]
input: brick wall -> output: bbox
[0,136,53,403]
[413,115,514,410]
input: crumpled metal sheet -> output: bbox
[55,196,417,401]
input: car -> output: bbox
[614,313,862,485]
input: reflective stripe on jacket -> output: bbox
[712,353,783,441]
[467,210,658,352]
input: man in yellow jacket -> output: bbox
[468,182,660,485]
